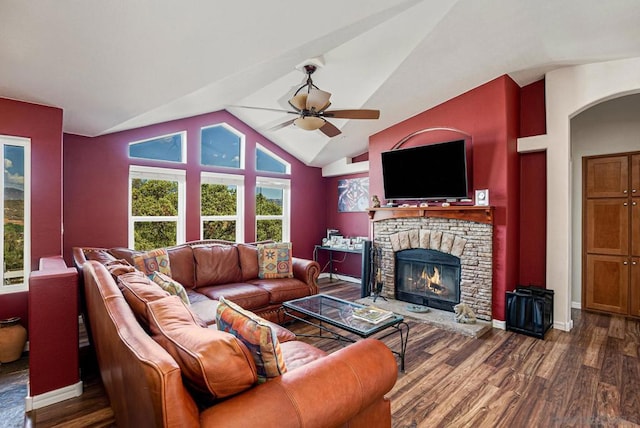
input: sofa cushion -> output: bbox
[250,278,313,304]
[166,244,195,289]
[117,272,171,331]
[237,243,260,281]
[151,271,190,306]
[257,242,293,279]
[133,248,172,277]
[196,283,270,311]
[83,248,117,264]
[147,296,258,399]
[103,259,137,277]
[216,297,287,383]
[193,245,242,287]
[108,247,140,265]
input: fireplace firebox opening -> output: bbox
[395,249,461,312]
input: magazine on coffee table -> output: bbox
[352,306,395,324]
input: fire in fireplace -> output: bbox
[395,249,461,312]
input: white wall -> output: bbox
[518,56,640,331]
[570,94,640,307]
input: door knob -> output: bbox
[623,261,628,265]
[624,202,628,206]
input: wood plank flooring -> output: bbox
[2,279,639,427]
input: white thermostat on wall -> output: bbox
[475,189,489,206]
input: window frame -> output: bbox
[0,135,31,294]
[128,165,186,250]
[200,122,246,170]
[128,131,187,164]
[255,176,291,242]
[200,171,245,243]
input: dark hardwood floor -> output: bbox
[2,279,639,427]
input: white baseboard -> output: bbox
[571,301,582,309]
[553,319,573,332]
[492,319,506,330]
[25,381,83,411]
[318,273,361,284]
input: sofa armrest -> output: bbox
[291,257,320,294]
[200,338,397,428]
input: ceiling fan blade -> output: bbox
[288,94,307,111]
[319,120,341,138]
[266,118,296,132]
[322,109,380,119]
[307,88,332,112]
[227,105,298,115]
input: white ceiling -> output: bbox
[2,0,640,168]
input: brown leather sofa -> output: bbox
[73,242,399,427]
[73,240,321,325]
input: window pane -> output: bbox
[201,125,242,168]
[256,148,287,173]
[129,134,183,162]
[3,145,25,285]
[256,187,283,215]
[257,220,282,242]
[203,220,236,241]
[201,183,237,216]
[132,179,178,216]
[134,221,177,250]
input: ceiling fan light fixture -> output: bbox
[289,93,307,111]
[294,116,325,131]
[306,88,331,111]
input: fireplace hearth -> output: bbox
[395,249,461,312]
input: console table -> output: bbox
[313,243,372,298]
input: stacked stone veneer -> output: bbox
[373,217,493,321]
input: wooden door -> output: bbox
[585,155,629,198]
[633,197,640,257]
[585,254,629,314]
[631,257,640,317]
[585,199,629,255]
[631,154,640,198]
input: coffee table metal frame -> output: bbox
[282,294,409,371]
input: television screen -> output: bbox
[381,139,470,200]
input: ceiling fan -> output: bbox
[233,64,380,137]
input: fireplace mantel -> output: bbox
[368,206,493,225]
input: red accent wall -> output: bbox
[322,171,370,277]
[0,98,64,332]
[63,110,326,262]
[518,79,547,286]
[520,79,546,137]
[369,76,521,320]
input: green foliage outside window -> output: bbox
[131,178,179,250]
[256,191,284,241]
[257,219,282,242]
[203,221,236,241]
[134,222,177,250]
[201,184,236,216]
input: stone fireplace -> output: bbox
[370,207,493,321]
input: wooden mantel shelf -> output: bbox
[368,205,494,224]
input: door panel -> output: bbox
[633,198,639,257]
[585,254,629,314]
[585,199,629,255]
[631,258,640,317]
[585,156,629,198]
[631,154,639,198]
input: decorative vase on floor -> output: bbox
[0,317,27,363]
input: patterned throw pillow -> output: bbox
[215,296,287,383]
[151,271,190,306]
[132,248,172,277]
[257,242,293,279]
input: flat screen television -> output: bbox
[381,139,470,200]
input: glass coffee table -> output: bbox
[283,294,409,371]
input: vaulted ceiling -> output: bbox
[2,0,640,168]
